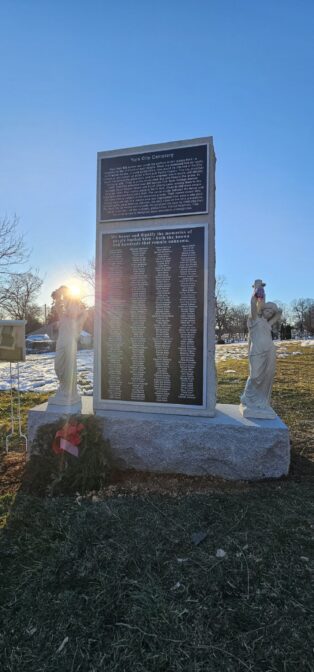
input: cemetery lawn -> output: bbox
[0,344,313,671]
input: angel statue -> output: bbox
[48,286,87,411]
[240,280,282,419]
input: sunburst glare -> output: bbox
[68,284,81,298]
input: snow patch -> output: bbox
[0,340,312,392]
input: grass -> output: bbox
[217,343,314,478]
[0,345,314,671]
[0,391,49,496]
[1,487,314,671]
[0,390,49,449]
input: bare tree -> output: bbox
[228,304,250,340]
[272,300,292,325]
[0,215,28,275]
[75,258,95,290]
[215,275,231,341]
[0,271,43,321]
[291,298,314,334]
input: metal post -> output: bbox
[5,362,28,453]
[5,363,15,452]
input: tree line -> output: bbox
[0,217,313,339]
[215,276,314,341]
[0,215,43,332]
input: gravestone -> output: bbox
[94,137,216,416]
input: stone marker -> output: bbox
[28,399,290,481]
[28,137,290,480]
[94,137,216,416]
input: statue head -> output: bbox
[252,279,266,289]
[51,286,84,319]
[262,302,281,321]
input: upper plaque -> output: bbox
[99,144,208,221]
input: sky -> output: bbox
[0,0,313,309]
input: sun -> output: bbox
[68,283,81,298]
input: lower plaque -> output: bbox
[101,225,205,406]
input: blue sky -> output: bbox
[0,0,313,308]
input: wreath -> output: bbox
[24,415,111,496]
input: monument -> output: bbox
[28,136,290,480]
[94,137,216,416]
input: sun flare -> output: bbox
[68,283,81,298]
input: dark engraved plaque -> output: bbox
[100,145,208,221]
[101,226,205,406]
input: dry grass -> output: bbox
[0,485,314,671]
[0,346,314,671]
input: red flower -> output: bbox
[254,287,265,300]
[52,421,84,455]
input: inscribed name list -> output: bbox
[100,145,208,221]
[101,226,205,406]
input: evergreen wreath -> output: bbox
[24,415,111,496]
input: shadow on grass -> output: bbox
[1,482,314,672]
[1,360,314,670]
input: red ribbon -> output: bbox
[52,421,84,455]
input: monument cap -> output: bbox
[252,279,266,288]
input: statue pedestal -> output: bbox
[47,393,82,414]
[239,403,277,420]
[46,401,82,414]
[28,399,290,481]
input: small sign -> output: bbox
[0,320,26,362]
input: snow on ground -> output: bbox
[217,340,314,364]
[0,349,94,394]
[0,341,313,392]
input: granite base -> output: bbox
[27,398,290,481]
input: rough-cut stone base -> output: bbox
[28,399,290,481]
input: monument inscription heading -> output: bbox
[100,144,208,221]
